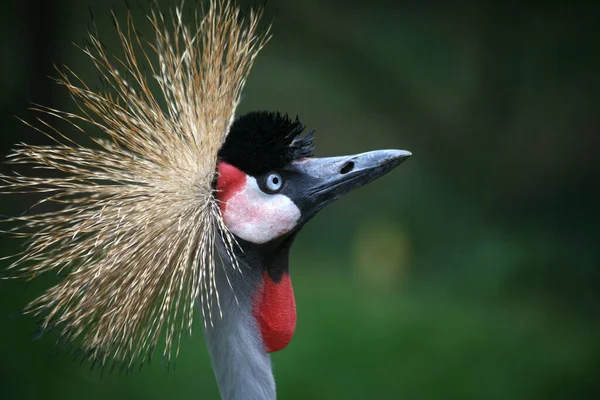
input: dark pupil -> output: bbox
[272,176,279,185]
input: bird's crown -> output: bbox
[219,111,316,176]
[1,0,269,369]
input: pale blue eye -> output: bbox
[265,172,283,193]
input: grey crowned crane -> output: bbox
[1,1,410,399]
[208,112,409,398]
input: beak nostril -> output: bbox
[340,161,354,175]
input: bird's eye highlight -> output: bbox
[263,172,284,194]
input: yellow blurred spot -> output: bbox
[353,219,411,291]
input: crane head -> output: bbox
[215,111,410,352]
[2,2,411,382]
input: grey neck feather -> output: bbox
[203,253,276,400]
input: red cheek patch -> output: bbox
[253,272,296,353]
[216,162,247,213]
[216,163,301,244]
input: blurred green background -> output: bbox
[1,1,599,399]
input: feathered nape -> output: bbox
[0,0,270,369]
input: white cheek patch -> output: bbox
[222,177,301,244]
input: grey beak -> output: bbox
[283,149,411,222]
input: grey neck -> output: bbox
[203,256,276,400]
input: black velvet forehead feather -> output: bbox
[218,111,316,176]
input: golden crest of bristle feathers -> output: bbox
[0,0,270,367]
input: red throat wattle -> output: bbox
[252,272,297,353]
[217,160,297,350]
